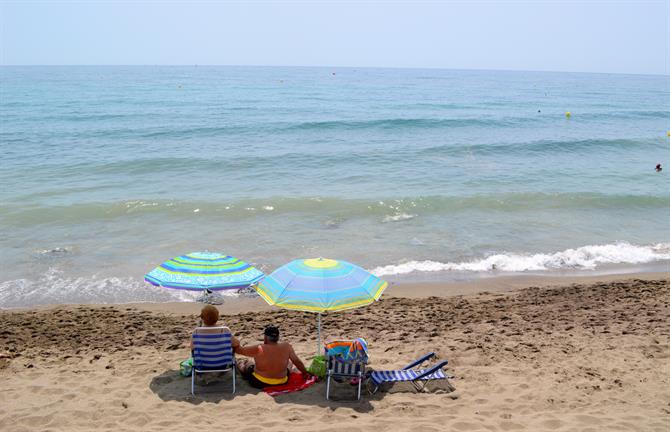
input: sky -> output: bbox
[0,1,668,75]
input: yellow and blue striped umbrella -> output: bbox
[255,258,387,313]
[255,258,387,354]
[145,252,264,291]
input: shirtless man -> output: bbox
[235,325,311,388]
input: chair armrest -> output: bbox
[413,360,448,380]
[402,352,436,370]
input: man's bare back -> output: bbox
[235,325,310,387]
[237,342,302,378]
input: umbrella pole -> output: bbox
[316,313,322,356]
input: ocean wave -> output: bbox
[0,268,249,308]
[30,117,513,141]
[49,115,549,140]
[585,110,670,121]
[420,138,652,157]
[137,125,256,139]
[283,117,497,131]
[371,242,670,276]
[12,117,501,141]
[5,137,658,185]
[2,193,669,226]
[0,268,185,308]
[55,137,655,177]
[382,213,417,223]
[3,242,668,307]
[31,124,259,140]
[35,112,139,122]
[45,151,371,176]
[19,107,668,141]
[74,157,224,175]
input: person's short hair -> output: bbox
[200,305,219,326]
[264,325,280,342]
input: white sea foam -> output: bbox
[38,247,73,255]
[124,200,160,213]
[371,242,670,276]
[0,268,205,308]
[382,213,417,223]
[3,242,669,308]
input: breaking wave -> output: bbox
[371,242,670,276]
[0,268,199,308]
[3,193,668,226]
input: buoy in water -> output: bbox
[565,111,571,118]
[667,130,670,137]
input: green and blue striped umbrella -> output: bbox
[255,258,388,354]
[145,252,264,291]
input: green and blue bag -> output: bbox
[179,357,193,377]
[307,355,327,379]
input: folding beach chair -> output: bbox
[369,352,454,393]
[325,339,368,400]
[191,327,236,395]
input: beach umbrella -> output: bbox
[145,252,264,291]
[254,258,388,355]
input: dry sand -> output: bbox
[1,275,669,431]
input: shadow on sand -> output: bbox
[149,369,388,412]
[149,369,251,405]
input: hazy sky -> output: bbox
[1,1,668,74]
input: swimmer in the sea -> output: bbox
[656,164,662,172]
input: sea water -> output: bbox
[1,66,669,307]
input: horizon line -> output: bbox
[1,63,668,78]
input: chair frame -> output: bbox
[190,327,236,395]
[325,352,367,400]
[371,352,454,393]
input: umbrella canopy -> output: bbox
[145,252,264,291]
[255,258,387,312]
[255,257,388,354]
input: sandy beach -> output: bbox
[1,273,669,431]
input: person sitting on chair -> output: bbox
[235,325,310,388]
[190,305,240,349]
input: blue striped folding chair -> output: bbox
[325,339,368,400]
[369,352,454,393]
[191,328,236,395]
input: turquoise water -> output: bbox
[1,66,669,306]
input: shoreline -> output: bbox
[3,270,669,314]
[385,270,670,297]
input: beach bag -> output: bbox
[307,355,327,379]
[179,357,193,377]
[324,338,369,362]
